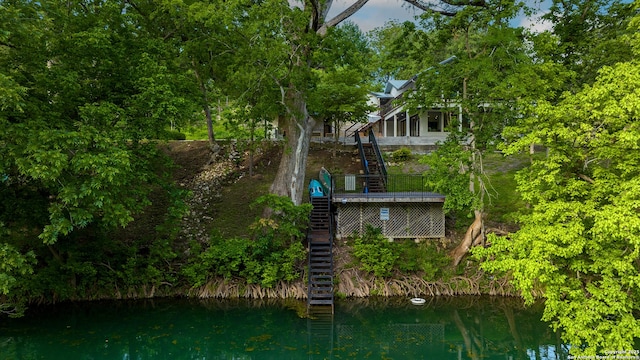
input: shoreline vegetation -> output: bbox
[15,140,526,308]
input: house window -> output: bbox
[397,113,406,137]
[410,114,420,136]
[428,111,442,132]
[462,114,471,130]
[385,118,394,137]
[323,123,333,137]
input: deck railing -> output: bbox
[333,174,429,194]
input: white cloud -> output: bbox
[517,0,553,33]
[518,13,553,33]
[326,0,553,33]
[326,0,423,32]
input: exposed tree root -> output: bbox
[182,270,519,300]
[450,210,484,267]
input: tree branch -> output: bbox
[403,0,487,16]
[317,0,487,36]
[402,0,456,16]
[317,0,370,36]
[578,173,595,184]
[440,0,486,7]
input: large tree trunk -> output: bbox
[270,88,315,205]
[192,62,215,146]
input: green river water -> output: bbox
[0,296,566,359]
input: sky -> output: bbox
[326,0,553,33]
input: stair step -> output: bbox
[310,256,332,261]
[310,262,332,267]
[310,293,333,299]
[310,281,333,286]
[310,278,333,283]
[310,279,333,284]
[310,261,331,266]
[310,267,332,271]
[310,242,331,247]
[310,252,331,257]
[310,269,332,274]
[309,286,333,292]
[310,253,332,257]
[309,300,334,305]
[308,232,330,237]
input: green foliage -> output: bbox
[0,0,200,246]
[482,152,534,225]
[478,26,640,353]
[390,147,412,162]
[0,226,36,317]
[352,227,398,278]
[420,138,477,215]
[307,23,374,132]
[351,226,450,279]
[541,0,635,92]
[250,194,312,244]
[398,241,450,281]
[183,195,310,288]
[164,129,187,141]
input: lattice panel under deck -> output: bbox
[336,205,361,239]
[428,204,445,237]
[361,205,385,233]
[336,203,445,240]
[385,206,409,238]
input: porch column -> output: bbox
[393,114,397,137]
[406,110,410,137]
[383,118,387,137]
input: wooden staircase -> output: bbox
[307,195,334,308]
[361,143,386,193]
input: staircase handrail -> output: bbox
[343,122,362,144]
[354,132,369,176]
[368,131,387,187]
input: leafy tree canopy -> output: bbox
[476,8,640,352]
[0,0,200,245]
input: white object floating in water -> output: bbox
[410,298,426,305]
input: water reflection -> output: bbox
[0,296,567,359]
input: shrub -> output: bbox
[391,147,412,161]
[164,129,187,140]
[351,226,398,278]
[182,195,309,288]
[350,226,451,279]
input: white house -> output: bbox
[366,72,469,148]
[307,57,471,149]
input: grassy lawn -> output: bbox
[482,151,547,226]
[209,146,280,239]
[384,149,541,229]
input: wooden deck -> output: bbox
[333,192,445,203]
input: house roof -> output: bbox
[384,79,413,94]
[371,92,394,99]
[370,56,459,100]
